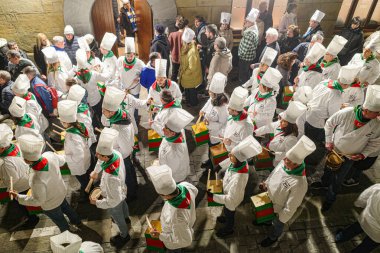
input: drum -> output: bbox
[145,220,165,252]
[251,192,274,224]
[89,187,103,201]
[325,152,344,171]
[191,121,209,146]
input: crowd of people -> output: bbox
[0,0,379,252]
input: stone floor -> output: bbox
[0,81,379,253]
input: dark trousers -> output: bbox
[269,216,285,240]
[238,59,252,84]
[75,167,92,192]
[347,156,378,181]
[15,190,38,220]
[44,199,81,232]
[223,206,235,232]
[124,156,138,200]
[304,121,326,166]
[184,88,198,106]
[171,63,180,83]
[338,221,380,253]
[90,99,103,130]
[132,93,140,125]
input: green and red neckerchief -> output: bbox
[351,82,362,88]
[101,152,120,176]
[165,133,185,143]
[152,79,172,93]
[23,92,36,101]
[102,50,114,61]
[108,108,129,125]
[283,162,305,176]
[31,157,49,172]
[87,55,94,64]
[228,161,249,174]
[19,114,35,129]
[167,184,191,209]
[323,79,344,93]
[302,63,322,72]
[354,105,371,129]
[123,57,136,72]
[76,68,92,83]
[321,57,339,68]
[254,91,273,103]
[77,103,90,116]
[0,144,21,157]
[257,71,264,84]
[228,110,248,121]
[66,123,89,139]
[97,82,106,96]
[362,53,376,63]
[161,99,182,111]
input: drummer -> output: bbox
[292,86,313,138]
[259,136,315,247]
[89,128,130,248]
[311,85,380,212]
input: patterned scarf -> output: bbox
[108,109,129,125]
[354,105,371,129]
[283,162,305,176]
[19,114,35,129]
[23,92,36,101]
[152,79,172,93]
[0,144,21,157]
[126,7,137,32]
[228,110,248,121]
[123,57,136,72]
[161,99,181,111]
[77,103,90,116]
[257,71,264,84]
[323,79,344,92]
[254,91,273,103]
[165,133,185,143]
[102,50,114,61]
[362,53,375,63]
[302,63,322,73]
[167,184,191,209]
[31,157,49,172]
[101,152,120,176]
[66,123,89,139]
[228,161,249,173]
[76,69,92,83]
[321,57,339,68]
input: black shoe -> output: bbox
[342,178,360,187]
[335,229,347,243]
[125,217,131,224]
[201,160,212,169]
[260,237,278,247]
[216,216,226,224]
[215,228,234,238]
[310,181,328,189]
[321,201,333,213]
[110,234,130,248]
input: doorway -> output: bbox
[134,0,153,63]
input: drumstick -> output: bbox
[207,169,211,183]
[53,130,65,136]
[332,149,344,162]
[94,190,102,199]
[85,179,94,193]
[10,176,13,200]
[45,141,57,153]
[146,216,154,230]
[52,123,65,131]
[95,127,102,133]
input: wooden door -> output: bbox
[134,0,153,63]
[92,0,119,57]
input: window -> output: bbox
[335,0,379,29]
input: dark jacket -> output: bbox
[259,41,281,67]
[338,27,364,66]
[279,36,301,53]
[0,80,14,114]
[302,25,323,42]
[64,36,79,65]
[150,34,171,76]
[120,7,137,37]
[33,45,47,75]
[292,42,310,62]
[10,59,33,81]
[205,37,217,68]
[195,23,208,48]
[0,46,8,71]
[259,11,273,37]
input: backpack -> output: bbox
[31,77,59,114]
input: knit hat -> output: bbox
[0,124,13,148]
[12,74,30,95]
[18,134,44,161]
[64,25,74,35]
[286,136,316,164]
[146,164,177,195]
[58,100,77,123]
[154,24,165,34]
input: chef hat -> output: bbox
[220,12,232,24]
[231,135,262,162]
[84,34,94,45]
[246,8,259,23]
[155,59,167,78]
[305,43,326,64]
[146,164,177,195]
[310,10,325,23]
[260,47,278,66]
[182,28,195,44]
[42,47,59,64]
[76,49,88,69]
[67,84,86,103]
[125,37,135,53]
[165,108,194,133]
[100,32,117,51]
[12,74,30,95]
[338,65,362,85]
[78,37,90,52]
[64,25,74,35]
[282,101,307,124]
[103,86,125,111]
[96,127,119,156]
[228,87,248,111]
[209,72,227,94]
[0,123,13,148]
[326,35,348,57]
[293,86,313,105]
[58,100,77,123]
[0,38,7,48]
[365,32,380,53]
[286,135,316,164]
[260,67,282,90]
[79,241,104,253]
[122,0,130,4]
[363,85,380,112]
[18,134,44,161]
[9,96,26,118]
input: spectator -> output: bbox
[205,24,219,72]
[6,50,39,81]
[276,52,298,108]
[258,28,280,68]
[33,33,51,76]
[338,17,364,66]
[278,3,298,37]
[279,25,301,54]
[112,0,124,47]
[7,41,28,60]
[168,18,188,82]
[0,70,14,115]
[63,25,79,65]
[219,12,234,51]
[194,16,208,87]
[140,52,161,90]
[150,24,170,77]
[53,36,73,72]
[255,1,273,60]
[0,38,8,71]
[120,0,137,38]
[207,37,232,87]
[302,10,325,42]
[84,34,102,59]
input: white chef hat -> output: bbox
[310,10,325,23]
[12,74,30,95]
[84,34,94,45]
[125,37,136,53]
[228,87,248,111]
[231,135,262,162]
[146,164,177,195]
[305,43,326,64]
[286,135,316,164]
[67,84,86,103]
[338,65,362,85]
[246,8,259,23]
[293,86,313,105]
[102,86,125,111]
[64,25,74,35]
[9,96,26,118]
[209,72,227,94]
[58,100,77,123]
[0,123,13,148]
[182,28,195,44]
[100,32,117,51]
[165,108,194,133]
[42,47,59,64]
[326,35,348,57]
[363,85,380,112]
[260,67,282,90]
[18,134,44,161]
[122,0,130,4]
[365,32,380,53]
[155,59,167,78]
[260,47,278,66]
[79,241,104,253]
[76,49,88,69]
[78,37,90,52]
[220,12,232,24]
[96,127,119,156]
[282,101,307,124]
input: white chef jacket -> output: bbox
[245,88,277,129]
[151,107,182,137]
[298,70,323,89]
[64,132,91,176]
[25,96,49,133]
[321,62,341,81]
[110,122,135,159]
[101,54,118,82]
[14,113,44,141]
[56,50,73,73]
[242,68,260,91]
[148,81,182,106]
[349,53,380,86]
[47,70,69,93]
[116,57,145,95]
[76,71,108,107]
[342,86,365,107]
[223,113,254,152]
[77,111,97,146]
[200,99,229,144]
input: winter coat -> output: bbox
[64,132,91,176]
[33,45,47,75]
[338,27,364,66]
[64,36,80,65]
[179,42,203,89]
[150,35,171,75]
[168,30,184,64]
[207,49,232,84]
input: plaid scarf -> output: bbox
[228,110,248,121]
[323,79,344,93]
[0,144,21,157]
[19,114,35,129]
[101,152,120,176]
[354,105,371,129]
[228,161,249,173]
[283,162,305,176]
[123,57,136,72]
[126,7,137,32]
[321,57,339,68]
[31,157,49,172]
[76,69,92,83]
[167,184,191,209]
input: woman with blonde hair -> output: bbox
[33,33,51,76]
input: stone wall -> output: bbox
[0,0,64,53]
